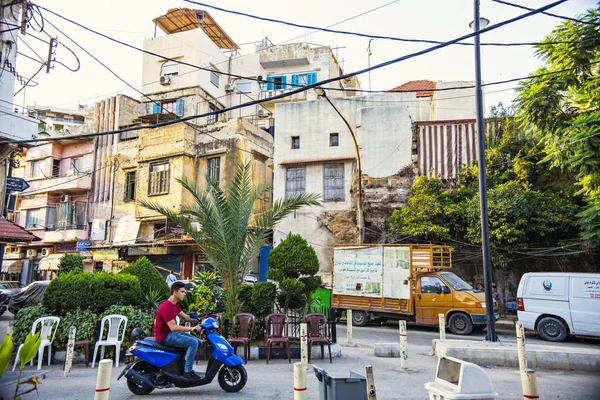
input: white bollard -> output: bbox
[293,362,307,400]
[347,310,353,344]
[520,369,539,400]
[438,314,446,340]
[516,322,528,370]
[399,321,408,369]
[94,359,113,400]
[300,323,308,365]
[64,326,77,378]
[365,365,377,400]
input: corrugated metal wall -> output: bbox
[415,119,496,179]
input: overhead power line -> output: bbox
[492,0,599,26]
[183,0,583,47]
[2,0,567,145]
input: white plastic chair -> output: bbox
[92,314,128,368]
[13,316,60,371]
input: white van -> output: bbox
[517,272,600,342]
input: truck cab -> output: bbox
[415,272,498,335]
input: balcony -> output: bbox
[25,172,92,195]
[25,202,88,243]
[258,89,307,107]
[259,43,310,68]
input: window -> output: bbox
[72,157,83,175]
[161,60,179,77]
[323,164,345,201]
[291,72,317,88]
[235,80,253,93]
[210,68,220,88]
[330,133,339,147]
[266,76,287,90]
[285,167,306,198]
[152,99,184,116]
[52,159,60,178]
[124,171,136,202]
[161,100,176,114]
[30,159,44,178]
[148,162,169,195]
[291,136,300,150]
[207,104,218,124]
[207,157,220,188]
[420,276,447,294]
[26,209,41,229]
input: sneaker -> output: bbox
[183,371,201,381]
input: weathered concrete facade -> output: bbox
[273,85,476,283]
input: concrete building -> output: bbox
[30,104,94,135]
[272,81,477,283]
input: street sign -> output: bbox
[5,177,30,192]
[76,241,92,252]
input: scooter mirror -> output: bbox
[190,312,199,320]
[204,304,210,315]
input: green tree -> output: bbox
[267,233,321,314]
[120,257,170,302]
[516,6,600,245]
[140,162,320,318]
[58,253,83,274]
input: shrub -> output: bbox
[120,257,169,300]
[13,305,52,345]
[42,271,142,314]
[239,281,276,339]
[58,253,84,274]
[187,286,215,315]
[267,233,321,313]
[53,309,99,350]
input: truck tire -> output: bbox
[448,313,473,335]
[351,310,369,326]
[537,317,567,342]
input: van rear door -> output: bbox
[569,276,600,337]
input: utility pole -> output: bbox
[472,0,497,342]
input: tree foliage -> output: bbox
[58,253,84,274]
[516,6,600,246]
[267,233,321,314]
[140,161,320,318]
[120,257,170,301]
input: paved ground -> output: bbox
[1,314,599,399]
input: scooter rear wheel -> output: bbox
[218,365,247,392]
[126,362,157,395]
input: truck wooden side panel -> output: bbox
[331,294,412,314]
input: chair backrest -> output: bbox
[32,316,60,343]
[265,313,288,339]
[232,313,255,339]
[100,314,128,342]
[305,313,328,338]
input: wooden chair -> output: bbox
[229,313,255,362]
[265,313,291,364]
[305,313,332,363]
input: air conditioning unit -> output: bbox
[159,75,171,85]
[224,83,234,92]
[41,248,53,257]
[258,108,269,117]
[61,194,71,202]
[26,249,37,257]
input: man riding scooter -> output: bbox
[154,281,202,380]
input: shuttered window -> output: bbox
[323,164,345,201]
[207,157,220,188]
[285,167,306,198]
[148,162,169,196]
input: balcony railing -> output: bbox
[45,201,87,231]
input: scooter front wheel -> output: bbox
[218,365,247,392]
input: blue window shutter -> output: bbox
[281,76,287,89]
[291,74,299,88]
[267,77,274,91]
[308,72,317,85]
[152,102,161,114]
[175,98,184,116]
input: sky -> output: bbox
[9,0,597,115]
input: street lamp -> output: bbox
[471,1,497,342]
[314,87,364,243]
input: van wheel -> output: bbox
[537,317,567,342]
[448,313,473,335]
[351,310,368,326]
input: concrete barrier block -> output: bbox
[374,343,400,357]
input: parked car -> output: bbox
[8,281,51,315]
[517,272,600,342]
[0,281,25,317]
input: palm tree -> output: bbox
[140,161,320,317]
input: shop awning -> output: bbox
[38,254,62,271]
[1,259,23,273]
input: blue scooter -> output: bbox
[118,311,247,395]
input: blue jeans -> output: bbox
[162,332,202,373]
